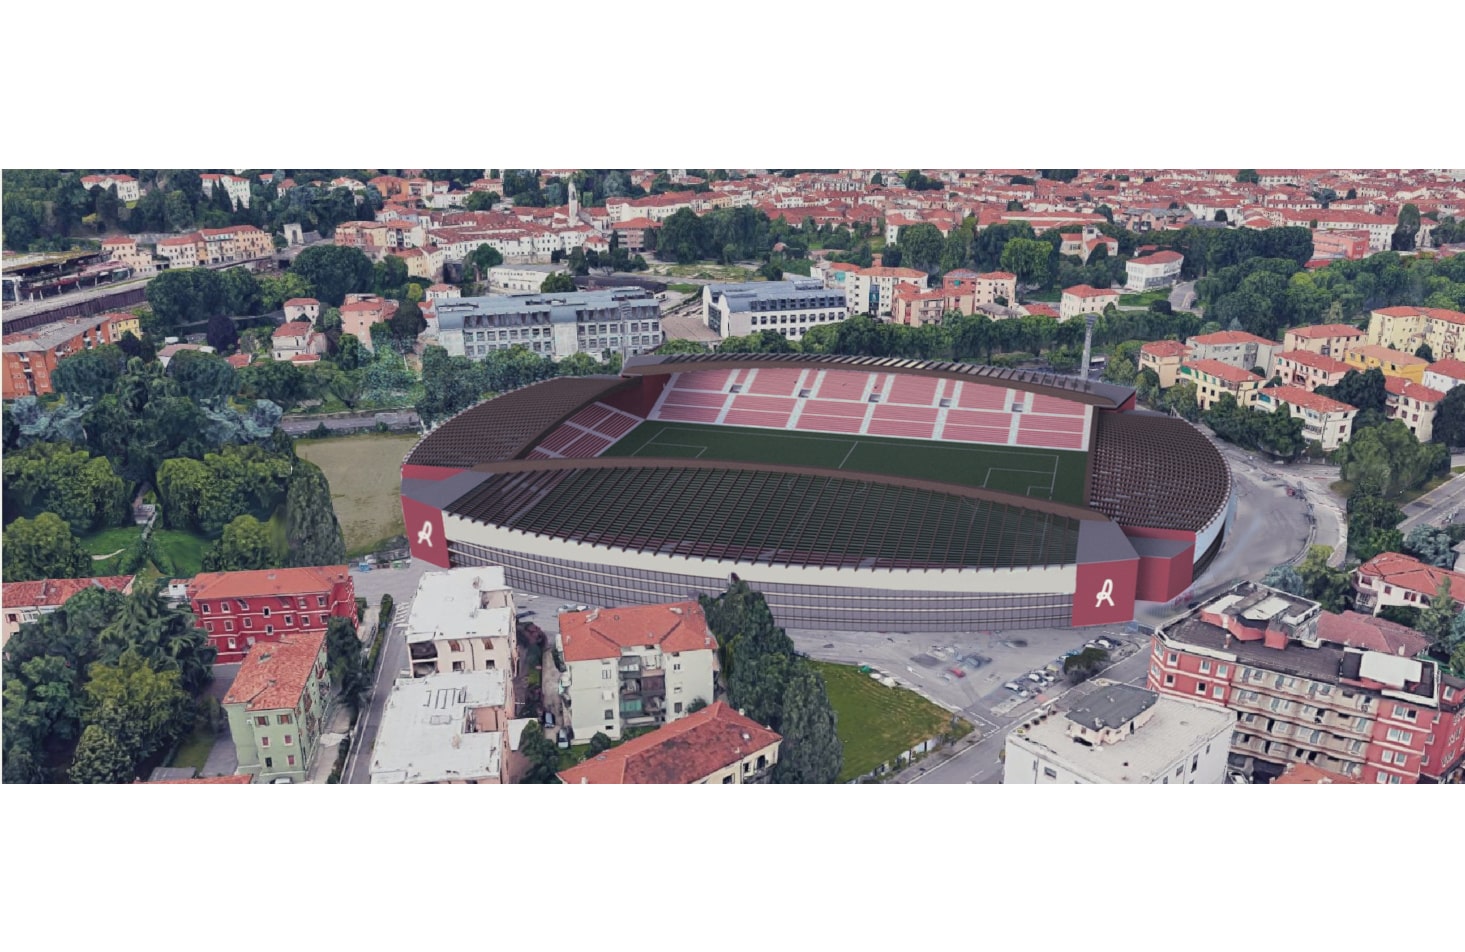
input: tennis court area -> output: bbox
[601,420,1089,505]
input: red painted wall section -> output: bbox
[402,495,451,567]
[601,375,664,418]
[1123,526,1196,602]
[401,464,465,482]
[1071,557,1139,626]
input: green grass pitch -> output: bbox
[600,420,1089,505]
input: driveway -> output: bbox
[200,664,240,777]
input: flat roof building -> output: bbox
[702,280,849,343]
[370,671,516,784]
[404,567,518,684]
[431,288,661,362]
[1004,682,1234,784]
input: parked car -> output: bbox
[1003,681,1024,692]
[555,729,570,749]
[1026,673,1045,684]
[1096,638,1117,650]
[543,710,555,728]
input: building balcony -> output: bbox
[409,643,438,661]
[412,661,437,677]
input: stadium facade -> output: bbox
[400,354,1235,632]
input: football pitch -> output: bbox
[601,420,1089,505]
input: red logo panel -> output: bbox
[1071,558,1138,627]
[402,494,450,568]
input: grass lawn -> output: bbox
[1454,466,1465,475]
[154,529,209,576]
[604,419,1089,504]
[650,263,758,282]
[79,526,208,577]
[814,662,954,783]
[1022,289,1061,303]
[80,526,143,559]
[1400,473,1453,504]
[1120,290,1169,307]
[296,431,422,556]
[667,283,702,295]
[167,720,215,775]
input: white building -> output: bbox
[404,567,519,681]
[1059,284,1120,322]
[703,280,849,342]
[370,671,521,784]
[200,173,252,209]
[1124,250,1184,291]
[1004,682,1234,784]
[844,266,929,318]
[430,288,662,362]
[488,264,570,293]
[557,600,718,744]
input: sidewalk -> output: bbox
[307,703,355,783]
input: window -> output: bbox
[673,663,681,671]
[284,615,293,627]
[1042,767,1058,779]
[1164,674,1175,686]
[1196,682,1208,695]
[1217,665,1229,677]
[228,638,237,649]
[317,595,327,607]
[452,661,465,672]
[603,710,613,720]
[448,640,461,651]
[1167,653,1178,665]
[206,622,215,633]
[1200,660,1211,674]
[261,736,270,747]
[262,607,271,618]
[224,620,234,632]
[1213,686,1224,699]
[601,669,611,680]
[278,714,292,725]
[1386,728,1414,744]
[255,716,268,727]
[244,618,253,629]
[1392,705,1417,722]
[202,603,211,615]
[284,735,293,746]
[265,625,274,635]
[264,757,273,769]
[319,614,328,626]
[287,755,296,767]
[1191,755,1199,772]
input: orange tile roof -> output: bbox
[1272,763,1359,784]
[187,566,350,602]
[1345,343,1427,366]
[558,601,717,663]
[283,297,319,306]
[1131,250,1183,265]
[1189,330,1276,346]
[1141,340,1189,359]
[1259,385,1355,415]
[2,576,134,610]
[140,775,254,784]
[1285,323,1363,340]
[1426,358,1465,382]
[1385,377,1444,403]
[556,702,781,784]
[860,267,928,279]
[272,321,313,339]
[978,271,1016,280]
[1182,359,1263,385]
[1274,350,1351,375]
[1316,610,1430,658]
[223,630,326,713]
[1063,284,1118,298]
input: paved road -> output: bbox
[904,645,1154,784]
[1170,280,1198,312]
[1399,471,1465,532]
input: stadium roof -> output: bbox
[622,353,1137,408]
[445,463,1085,571]
[1087,411,1231,532]
[404,376,631,469]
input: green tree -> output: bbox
[771,662,843,784]
[897,223,945,273]
[540,272,577,293]
[1392,203,1421,252]
[51,345,128,405]
[1165,381,1200,421]
[258,271,315,311]
[97,588,216,695]
[1237,170,1260,184]
[1403,525,1455,568]
[201,515,278,572]
[220,267,262,315]
[2,513,93,582]
[1295,546,1354,613]
[1432,385,1465,447]
[68,724,136,784]
[1347,493,1405,561]
[326,616,368,713]
[206,313,240,352]
[168,349,237,407]
[371,255,409,297]
[468,243,504,281]
[289,244,374,306]
[282,459,347,567]
[82,649,194,773]
[999,238,1053,288]
[465,191,500,212]
[517,721,561,783]
[657,208,707,263]
[1418,579,1457,650]
[587,732,613,755]
[1262,564,1306,596]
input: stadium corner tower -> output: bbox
[400,354,1235,633]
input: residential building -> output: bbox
[404,567,518,683]
[1058,225,1119,264]
[891,283,949,327]
[1342,343,1428,384]
[431,288,661,361]
[558,600,718,744]
[100,236,158,276]
[1309,231,1371,261]
[3,311,126,398]
[80,173,140,202]
[1384,377,1445,441]
[425,283,460,302]
[942,270,1016,309]
[608,217,659,253]
[844,266,928,318]
[1366,305,1465,361]
[2,576,135,648]
[370,670,520,784]
[155,233,204,269]
[198,226,273,263]
[1124,250,1184,291]
[222,631,331,783]
[1272,763,1359,784]
[1148,580,1465,784]
[270,321,327,362]
[199,173,252,209]
[703,280,848,341]
[1353,552,1465,616]
[1185,330,1279,375]
[1178,359,1264,410]
[1282,323,1365,358]
[557,702,781,784]
[487,264,570,293]
[338,295,397,352]
[157,342,215,368]
[282,298,320,324]
[1003,683,1234,784]
[1059,284,1120,322]
[1268,350,1352,391]
[1253,385,1357,451]
[1139,340,1189,388]
[185,565,355,664]
[1423,358,1465,395]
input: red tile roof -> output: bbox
[1131,250,1183,265]
[978,271,1016,280]
[223,630,326,713]
[1345,343,1427,366]
[1140,340,1189,359]
[1316,610,1430,658]
[1357,552,1465,601]
[1385,377,1444,403]
[1182,359,1263,385]
[272,321,313,339]
[558,601,717,663]
[860,267,928,279]
[225,353,253,369]
[1284,323,1363,340]
[187,566,350,601]
[1260,385,1354,414]
[1063,284,1118,299]
[1373,305,1465,325]
[1272,763,1359,785]
[1274,350,1351,375]
[1189,330,1276,347]
[1021,303,1059,318]
[1,576,134,611]
[556,702,781,784]
[1425,358,1465,383]
[284,297,319,307]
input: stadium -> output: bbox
[400,354,1235,633]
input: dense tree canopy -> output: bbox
[289,244,374,306]
[2,513,94,582]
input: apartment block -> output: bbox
[1282,323,1365,358]
[1268,350,1352,391]
[2,576,135,648]
[1366,305,1465,361]
[1139,340,1189,388]
[1343,343,1428,383]
[1383,377,1445,442]
[1059,285,1120,321]
[557,702,781,784]
[186,566,355,664]
[1353,552,1465,616]
[3,312,126,398]
[705,280,849,340]
[405,567,518,684]
[1124,250,1183,291]
[1178,359,1264,410]
[431,288,661,361]
[1185,330,1279,375]
[370,670,518,784]
[1253,385,1357,451]
[223,631,331,783]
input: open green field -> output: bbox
[814,662,954,783]
[296,432,421,556]
[167,719,215,774]
[1120,290,1169,307]
[81,526,209,577]
[603,420,1088,504]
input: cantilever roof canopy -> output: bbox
[621,353,1137,409]
[1086,411,1231,533]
